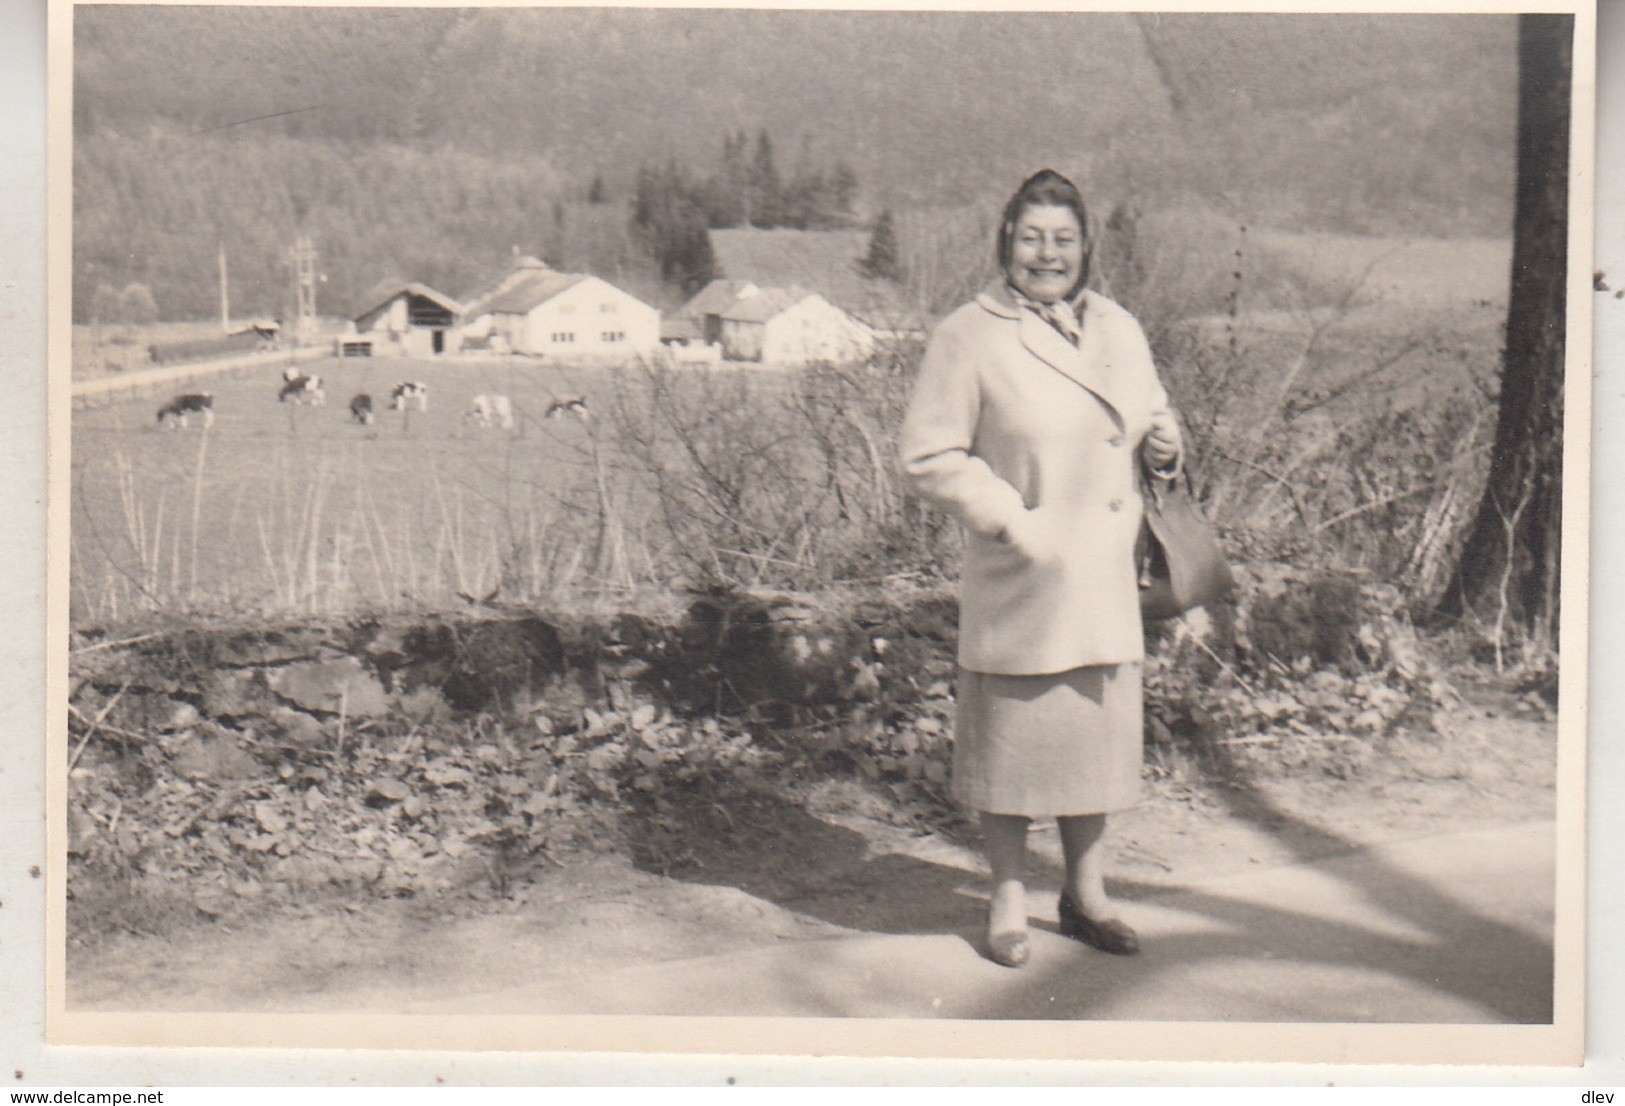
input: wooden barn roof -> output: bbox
[352,280,464,321]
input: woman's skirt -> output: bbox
[952,662,1143,817]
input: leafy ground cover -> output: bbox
[64,645,1556,1014]
[65,571,1554,970]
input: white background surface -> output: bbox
[1,0,1620,1088]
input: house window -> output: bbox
[552,332,575,344]
[600,302,618,313]
[601,331,625,343]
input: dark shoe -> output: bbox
[986,928,1030,968]
[1058,892,1140,956]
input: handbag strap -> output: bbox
[1139,456,1182,506]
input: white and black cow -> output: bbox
[466,393,514,430]
[279,373,326,406]
[349,393,375,425]
[544,397,589,420]
[156,392,214,429]
[390,381,429,412]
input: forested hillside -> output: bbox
[72,6,1518,323]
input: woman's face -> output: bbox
[1006,203,1085,304]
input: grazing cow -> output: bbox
[156,393,214,429]
[390,381,429,412]
[466,393,514,430]
[544,397,589,420]
[349,393,374,425]
[279,373,325,406]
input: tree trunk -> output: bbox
[1439,13,1572,650]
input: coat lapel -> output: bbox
[978,283,1124,424]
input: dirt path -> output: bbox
[66,688,1556,1014]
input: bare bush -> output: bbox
[598,357,938,591]
[1102,213,1502,612]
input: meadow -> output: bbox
[70,350,923,625]
[69,227,1512,634]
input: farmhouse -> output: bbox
[659,279,765,363]
[459,257,659,359]
[679,280,874,365]
[352,281,464,358]
[707,227,928,340]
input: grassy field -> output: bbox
[72,355,640,622]
[69,229,1513,628]
[69,351,908,624]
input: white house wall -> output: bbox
[520,277,659,358]
[403,328,438,358]
[357,296,408,336]
[762,296,874,365]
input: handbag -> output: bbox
[1137,465,1235,620]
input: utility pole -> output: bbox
[291,234,318,346]
[219,241,230,333]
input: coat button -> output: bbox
[1108,434,1124,447]
[1108,497,1124,512]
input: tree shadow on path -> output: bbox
[990,747,1555,1023]
[622,751,1553,1022]
[622,781,986,946]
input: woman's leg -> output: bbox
[1056,812,1139,953]
[1057,812,1115,918]
[980,811,1032,938]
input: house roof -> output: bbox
[660,317,703,342]
[676,279,759,321]
[352,280,464,321]
[707,227,926,330]
[474,271,589,316]
[716,286,818,324]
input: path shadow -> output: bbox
[621,741,1554,1023]
[997,755,1555,1023]
[622,782,985,946]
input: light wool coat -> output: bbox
[900,282,1174,675]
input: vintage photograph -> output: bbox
[51,2,1589,1062]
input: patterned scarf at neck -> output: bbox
[1008,284,1089,347]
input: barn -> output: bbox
[352,282,464,358]
[460,257,659,359]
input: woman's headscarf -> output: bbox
[997,169,1093,343]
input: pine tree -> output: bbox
[749,129,782,228]
[629,160,715,295]
[861,208,902,282]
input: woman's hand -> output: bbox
[994,508,1049,561]
[1144,408,1183,474]
[994,507,1072,566]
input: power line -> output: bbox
[189,105,322,137]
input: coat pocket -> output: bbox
[995,507,1064,565]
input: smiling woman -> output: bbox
[900,168,1186,969]
[1002,192,1088,306]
